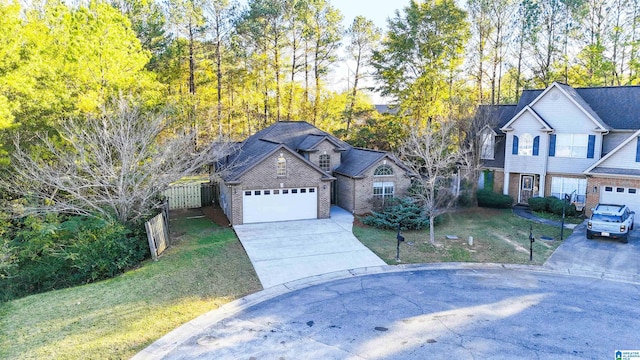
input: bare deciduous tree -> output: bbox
[397,120,462,245]
[458,105,501,206]
[6,98,236,224]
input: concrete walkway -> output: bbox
[233,206,386,288]
[512,204,577,229]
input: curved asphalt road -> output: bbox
[135,265,640,360]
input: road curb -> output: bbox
[132,262,639,360]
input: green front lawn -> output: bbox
[355,207,570,265]
[0,214,261,360]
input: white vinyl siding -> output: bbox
[529,86,603,174]
[504,112,546,174]
[594,136,640,170]
[532,87,602,132]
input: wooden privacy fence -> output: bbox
[163,182,216,209]
[145,205,169,260]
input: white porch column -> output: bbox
[538,173,545,198]
[503,171,510,195]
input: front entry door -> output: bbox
[520,175,534,204]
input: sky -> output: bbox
[330,0,413,103]
[236,0,415,103]
[337,0,410,31]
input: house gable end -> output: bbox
[500,106,553,133]
[585,129,640,175]
[532,84,608,132]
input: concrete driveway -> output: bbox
[544,221,640,282]
[233,206,386,288]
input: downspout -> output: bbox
[353,176,357,214]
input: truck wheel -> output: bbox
[586,230,593,239]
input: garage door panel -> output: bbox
[600,185,639,223]
[243,187,317,224]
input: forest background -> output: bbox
[1,0,639,156]
[1,0,639,299]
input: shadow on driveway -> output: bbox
[544,221,640,282]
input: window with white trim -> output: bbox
[374,164,393,176]
[276,155,286,177]
[481,133,495,160]
[373,182,394,199]
[556,134,588,158]
[551,177,587,203]
[518,133,533,156]
[319,154,331,171]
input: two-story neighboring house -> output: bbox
[479,82,640,217]
[216,121,414,225]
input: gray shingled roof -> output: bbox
[573,86,640,130]
[334,148,387,177]
[476,105,518,131]
[589,167,640,177]
[220,121,409,181]
[515,84,640,130]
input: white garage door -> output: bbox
[600,186,640,221]
[243,187,318,224]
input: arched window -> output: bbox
[518,133,533,156]
[276,155,286,176]
[374,164,393,176]
[319,154,331,171]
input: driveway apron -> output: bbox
[233,206,386,288]
[544,221,640,281]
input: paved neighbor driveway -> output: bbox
[233,206,386,288]
[544,220,640,282]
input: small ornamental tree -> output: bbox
[397,120,463,244]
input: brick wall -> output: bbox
[227,148,331,225]
[335,174,355,212]
[508,173,520,202]
[307,140,342,171]
[493,170,504,193]
[352,160,412,215]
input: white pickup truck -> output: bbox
[587,204,635,243]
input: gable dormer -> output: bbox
[297,135,346,173]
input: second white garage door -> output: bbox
[600,185,640,222]
[243,187,318,224]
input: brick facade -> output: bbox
[493,170,504,194]
[335,173,355,212]
[225,148,332,225]
[335,159,412,215]
[307,139,342,171]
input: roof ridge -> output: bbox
[351,147,388,154]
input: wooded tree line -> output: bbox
[1,0,639,154]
